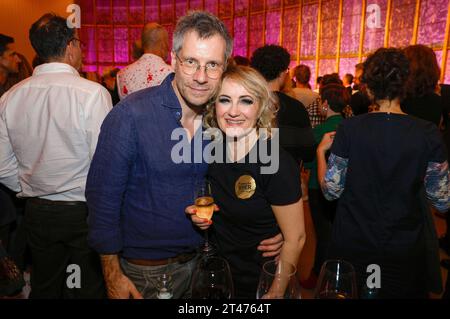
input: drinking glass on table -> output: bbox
[314,259,358,299]
[194,179,215,254]
[256,259,301,299]
[191,256,234,299]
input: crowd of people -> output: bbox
[0,9,449,299]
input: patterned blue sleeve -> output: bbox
[424,161,450,212]
[322,153,348,201]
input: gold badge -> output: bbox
[235,175,256,199]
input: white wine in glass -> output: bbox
[195,180,215,254]
[195,195,214,221]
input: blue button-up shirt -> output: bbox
[86,73,207,259]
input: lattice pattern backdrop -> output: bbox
[77,0,450,85]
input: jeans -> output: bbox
[25,200,105,299]
[120,255,199,299]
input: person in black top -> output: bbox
[186,66,306,298]
[350,63,371,116]
[250,44,315,165]
[317,48,449,298]
[401,45,443,127]
[343,73,353,97]
[438,83,450,298]
[101,67,120,106]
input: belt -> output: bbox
[125,251,197,267]
[28,198,86,206]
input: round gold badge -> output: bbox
[235,175,256,199]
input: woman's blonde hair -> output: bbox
[203,65,279,138]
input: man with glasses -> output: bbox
[87,11,283,299]
[0,14,111,298]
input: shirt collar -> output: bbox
[140,53,167,63]
[33,63,80,77]
[160,73,182,110]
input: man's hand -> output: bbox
[101,254,143,299]
[105,272,143,299]
[257,233,284,258]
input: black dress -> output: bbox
[328,113,447,298]
[208,139,301,298]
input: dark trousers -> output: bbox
[308,188,336,276]
[0,223,11,250]
[25,200,105,299]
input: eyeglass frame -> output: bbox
[175,54,225,79]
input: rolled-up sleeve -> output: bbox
[322,153,348,201]
[424,161,449,212]
[86,103,136,254]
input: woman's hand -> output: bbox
[185,204,219,230]
[317,131,336,154]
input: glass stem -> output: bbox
[204,229,209,248]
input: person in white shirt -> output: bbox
[292,64,324,128]
[117,22,173,99]
[0,13,112,298]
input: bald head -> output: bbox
[141,23,169,60]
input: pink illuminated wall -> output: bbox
[78,0,450,83]
[389,0,416,48]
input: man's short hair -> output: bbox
[173,11,233,62]
[0,34,14,56]
[233,55,250,66]
[29,13,75,62]
[250,45,290,82]
[294,64,311,85]
[141,23,167,51]
[320,82,350,113]
[355,63,364,72]
[344,73,354,84]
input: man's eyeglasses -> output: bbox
[176,54,223,79]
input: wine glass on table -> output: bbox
[314,259,358,299]
[191,256,234,299]
[256,259,301,299]
[194,179,215,255]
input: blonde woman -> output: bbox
[186,65,306,298]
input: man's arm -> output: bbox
[0,99,20,192]
[101,254,143,299]
[85,86,113,160]
[86,104,137,298]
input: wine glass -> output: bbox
[191,256,234,299]
[314,259,358,299]
[194,179,215,255]
[256,259,301,299]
